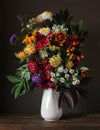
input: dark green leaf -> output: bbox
[7,75,21,83]
[14,85,22,98]
[78,20,84,32]
[11,85,19,94]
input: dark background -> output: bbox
[0,0,100,115]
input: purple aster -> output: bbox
[31,74,43,84]
[9,34,17,44]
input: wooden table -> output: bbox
[0,113,100,130]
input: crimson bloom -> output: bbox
[28,61,38,73]
[37,38,48,50]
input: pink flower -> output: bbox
[36,38,48,50]
[28,61,38,73]
[44,63,53,71]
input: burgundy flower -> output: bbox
[43,63,53,71]
[41,57,48,64]
[36,81,55,89]
[45,81,55,89]
[28,61,38,73]
[36,84,45,89]
[36,32,46,40]
[37,38,48,50]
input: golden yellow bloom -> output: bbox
[66,60,74,69]
[49,53,62,67]
[15,51,26,60]
[22,32,36,44]
[24,43,36,55]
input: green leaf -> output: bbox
[11,84,19,94]
[78,20,84,32]
[20,88,27,96]
[7,75,21,83]
[14,85,22,98]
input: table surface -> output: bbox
[0,113,100,130]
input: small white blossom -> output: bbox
[72,77,80,85]
[60,78,65,83]
[65,74,70,79]
[56,72,60,76]
[64,68,68,73]
[72,81,77,85]
[76,80,80,84]
[50,77,55,82]
[50,72,55,77]
[58,66,64,72]
[69,69,74,74]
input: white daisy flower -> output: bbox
[50,72,55,77]
[60,78,65,83]
[64,68,68,73]
[65,74,70,79]
[50,77,55,82]
[58,66,64,72]
[69,69,74,74]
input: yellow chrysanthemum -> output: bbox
[15,51,26,60]
[49,53,62,67]
[24,43,36,55]
[22,32,36,44]
[66,60,74,69]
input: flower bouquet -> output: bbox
[7,9,91,110]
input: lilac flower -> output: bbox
[9,34,17,44]
[31,74,42,84]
